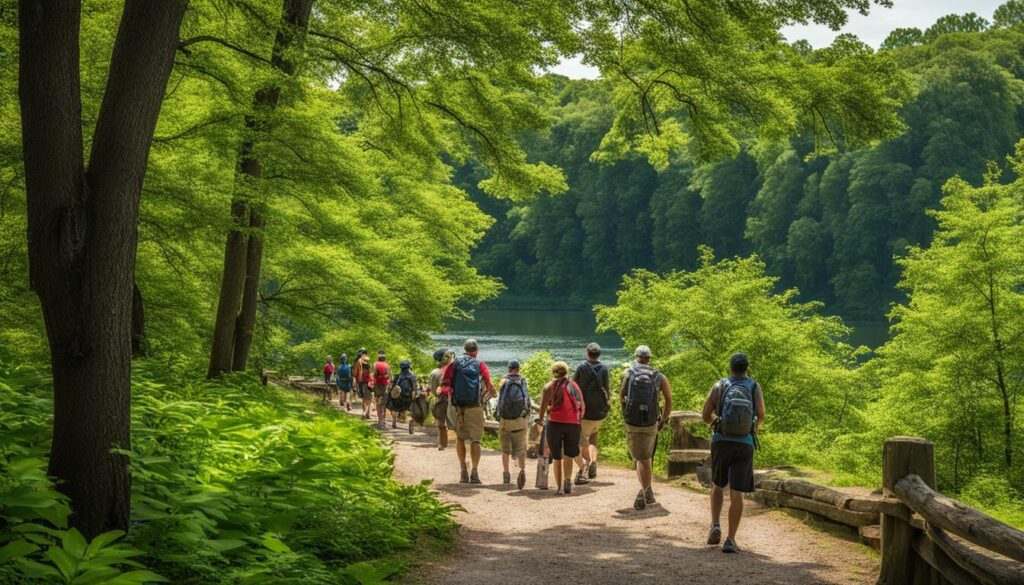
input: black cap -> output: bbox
[730,353,749,373]
[400,360,411,370]
[432,348,447,363]
[508,359,520,370]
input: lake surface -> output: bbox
[432,309,890,367]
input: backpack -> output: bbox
[623,363,660,427]
[717,377,756,437]
[451,355,481,407]
[577,362,610,421]
[499,376,529,420]
[335,364,352,388]
[391,372,416,408]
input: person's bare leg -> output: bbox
[590,443,598,464]
[377,400,385,427]
[470,442,482,471]
[728,488,744,540]
[438,425,448,449]
[502,451,511,474]
[635,458,653,489]
[552,458,563,488]
[574,454,587,474]
[711,484,724,526]
[561,458,573,485]
[517,454,526,471]
[456,439,467,467]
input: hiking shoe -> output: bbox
[408,420,414,434]
[645,486,656,505]
[722,538,738,553]
[503,471,511,484]
[574,471,589,485]
[470,469,482,484]
[633,489,646,510]
[563,480,572,494]
[460,467,469,483]
[707,524,722,545]
[588,461,597,479]
[517,469,526,490]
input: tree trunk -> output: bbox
[132,281,147,358]
[19,0,188,537]
[207,0,314,377]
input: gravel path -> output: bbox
[348,405,878,585]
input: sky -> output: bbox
[548,0,1006,79]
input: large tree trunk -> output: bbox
[132,281,147,358]
[19,0,188,537]
[208,0,314,377]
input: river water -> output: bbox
[432,309,890,367]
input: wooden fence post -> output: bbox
[878,437,935,585]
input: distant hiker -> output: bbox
[373,351,393,430]
[322,356,335,403]
[429,349,454,451]
[497,359,530,490]
[410,378,430,432]
[702,353,766,554]
[619,345,672,510]
[572,342,610,484]
[537,361,585,495]
[441,339,495,484]
[354,349,373,419]
[335,354,353,411]
[388,360,418,434]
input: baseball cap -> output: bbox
[635,345,652,358]
[508,359,521,370]
[400,360,411,369]
[432,348,448,363]
[730,353,749,372]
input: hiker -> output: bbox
[322,356,335,403]
[619,345,672,510]
[496,359,530,489]
[388,360,418,433]
[572,342,610,484]
[441,339,495,484]
[429,349,454,451]
[373,351,393,430]
[354,348,373,419]
[537,361,585,495]
[702,353,766,554]
[335,354,353,411]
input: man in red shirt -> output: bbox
[372,351,393,430]
[441,339,495,484]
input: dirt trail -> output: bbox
[347,405,878,585]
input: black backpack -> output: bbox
[499,375,529,420]
[391,372,416,409]
[623,363,660,427]
[577,361,610,421]
[718,377,756,437]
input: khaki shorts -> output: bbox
[625,423,658,460]
[580,418,604,447]
[499,418,529,457]
[373,385,387,400]
[454,405,484,443]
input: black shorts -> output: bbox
[546,421,581,461]
[711,441,755,493]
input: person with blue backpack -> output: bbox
[440,339,495,484]
[701,353,766,554]
[335,354,353,411]
[496,360,531,489]
[618,345,672,510]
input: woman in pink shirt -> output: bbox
[537,361,585,495]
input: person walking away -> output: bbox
[702,353,765,553]
[388,360,418,433]
[373,351,393,430]
[572,342,610,484]
[322,356,335,403]
[354,349,373,419]
[441,339,495,484]
[497,360,531,489]
[619,345,672,510]
[335,354,353,411]
[537,361,585,495]
[429,349,454,451]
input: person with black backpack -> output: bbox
[496,360,531,489]
[618,345,672,510]
[387,360,418,433]
[572,342,610,485]
[701,353,765,554]
[440,339,495,484]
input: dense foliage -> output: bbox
[0,357,454,584]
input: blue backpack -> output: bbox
[335,364,352,390]
[718,377,756,437]
[451,355,481,407]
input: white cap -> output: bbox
[635,345,652,358]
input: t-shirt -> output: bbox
[546,379,582,424]
[440,354,493,400]
[707,376,764,446]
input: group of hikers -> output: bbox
[321,340,766,554]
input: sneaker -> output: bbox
[408,420,414,434]
[633,489,646,510]
[722,537,738,553]
[470,469,482,484]
[503,471,511,484]
[707,524,722,545]
[460,467,469,484]
[563,480,572,494]
[517,469,526,490]
[645,486,656,505]
[588,461,597,479]
[574,471,589,485]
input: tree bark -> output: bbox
[19,0,188,537]
[132,281,147,358]
[207,0,314,377]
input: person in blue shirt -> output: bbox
[701,353,766,554]
[335,354,353,411]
